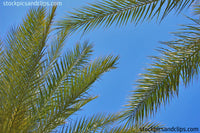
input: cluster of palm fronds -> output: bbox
[0,6,119,132]
[0,0,199,132]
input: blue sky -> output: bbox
[0,0,200,132]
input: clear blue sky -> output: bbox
[0,0,200,132]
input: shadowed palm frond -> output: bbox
[123,15,200,123]
[58,0,194,33]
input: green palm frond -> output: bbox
[0,6,119,132]
[193,3,200,15]
[0,40,3,74]
[58,0,194,33]
[0,39,2,56]
[60,113,121,133]
[123,16,200,123]
[38,44,119,132]
[59,112,162,133]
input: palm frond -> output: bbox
[42,42,94,105]
[0,40,3,76]
[60,113,121,133]
[37,48,119,132]
[123,16,200,123]
[193,2,200,15]
[58,0,194,33]
[59,114,162,133]
[0,39,2,57]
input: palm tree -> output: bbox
[0,6,162,133]
[0,6,119,132]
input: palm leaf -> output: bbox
[193,2,200,15]
[59,114,162,133]
[123,15,200,123]
[58,0,194,33]
[37,43,119,132]
[60,113,121,133]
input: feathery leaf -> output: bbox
[58,0,194,33]
[123,15,200,123]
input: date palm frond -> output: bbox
[58,0,194,33]
[123,14,200,123]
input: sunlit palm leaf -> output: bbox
[60,113,121,133]
[59,112,162,133]
[123,15,200,123]
[58,0,194,33]
[38,44,119,132]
